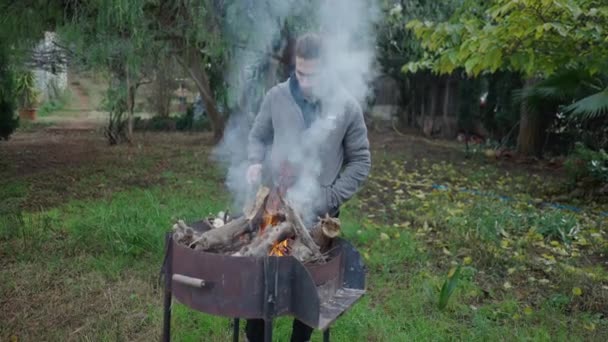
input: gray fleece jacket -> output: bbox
[248,78,371,217]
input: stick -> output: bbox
[189,216,250,250]
[244,186,270,220]
[283,199,325,263]
[241,222,294,257]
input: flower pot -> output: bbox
[19,108,37,121]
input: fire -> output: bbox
[269,239,291,256]
[260,210,280,234]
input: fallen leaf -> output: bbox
[584,323,596,331]
[572,287,583,296]
[380,233,390,241]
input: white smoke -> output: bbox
[213,0,380,225]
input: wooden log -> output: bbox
[244,186,270,220]
[189,216,251,251]
[310,214,341,252]
[290,239,314,262]
[283,199,325,263]
[240,222,294,257]
[172,220,197,246]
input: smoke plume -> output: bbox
[213,0,379,226]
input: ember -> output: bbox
[260,210,281,234]
[269,238,291,256]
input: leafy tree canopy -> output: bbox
[404,0,608,77]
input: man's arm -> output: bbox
[328,103,371,208]
[248,92,274,165]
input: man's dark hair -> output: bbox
[295,33,322,59]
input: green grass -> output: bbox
[37,89,73,117]
[1,132,607,341]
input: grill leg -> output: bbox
[323,328,330,342]
[233,318,240,342]
[264,319,273,342]
[162,289,171,342]
[162,233,173,342]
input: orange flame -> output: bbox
[260,210,280,235]
[269,239,291,256]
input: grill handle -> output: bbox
[172,274,208,288]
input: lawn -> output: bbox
[1,130,607,341]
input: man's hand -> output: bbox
[246,163,262,185]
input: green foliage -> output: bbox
[445,198,579,245]
[564,142,608,185]
[405,0,608,78]
[13,69,38,109]
[565,89,608,122]
[133,107,211,132]
[438,265,461,310]
[532,210,578,244]
[102,81,129,144]
[37,89,71,117]
[515,69,608,122]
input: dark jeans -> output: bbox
[245,318,313,342]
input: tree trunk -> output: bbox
[442,76,450,120]
[517,78,544,156]
[441,76,456,138]
[155,58,173,117]
[125,65,134,142]
[429,81,438,119]
[178,48,225,142]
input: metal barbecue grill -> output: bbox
[161,219,366,342]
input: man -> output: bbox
[245,33,371,342]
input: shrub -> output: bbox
[134,106,211,132]
[564,142,608,185]
[0,45,18,140]
[37,88,71,117]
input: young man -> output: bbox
[245,33,371,342]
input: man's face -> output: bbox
[295,56,320,99]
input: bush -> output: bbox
[564,142,608,186]
[0,45,18,140]
[37,89,71,117]
[133,106,211,132]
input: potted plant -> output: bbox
[14,69,39,120]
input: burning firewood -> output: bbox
[189,216,251,251]
[238,221,294,257]
[170,183,341,264]
[282,198,326,262]
[244,186,270,220]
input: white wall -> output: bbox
[33,31,68,102]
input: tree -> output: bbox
[0,42,17,140]
[377,0,479,138]
[0,0,71,140]
[404,0,608,155]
